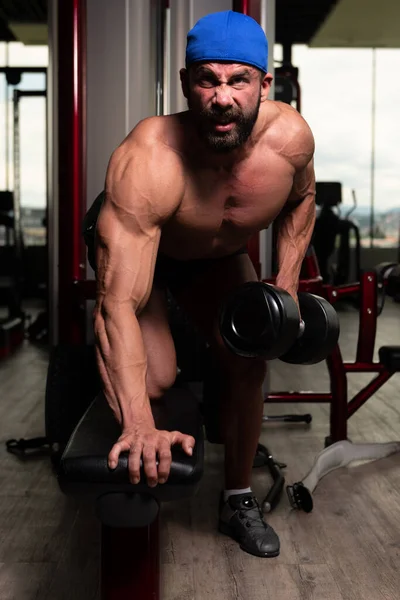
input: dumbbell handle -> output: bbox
[298,319,305,338]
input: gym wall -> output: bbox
[86,0,157,256]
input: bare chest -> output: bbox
[178,156,293,231]
[159,153,295,258]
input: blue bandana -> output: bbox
[185,11,268,74]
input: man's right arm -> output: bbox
[92,120,193,485]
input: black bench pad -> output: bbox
[58,386,204,502]
[379,346,400,372]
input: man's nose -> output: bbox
[212,85,233,109]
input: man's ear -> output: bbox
[180,68,189,99]
[260,72,273,102]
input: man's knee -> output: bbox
[216,347,267,386]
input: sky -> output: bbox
[0,41,399,214]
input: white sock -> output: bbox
[224,487,252,503]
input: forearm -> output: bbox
[275,193,316,296]
[94,305,154,428]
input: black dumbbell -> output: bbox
[219,281,301,360]
[219,282,339,364]
[279,292,340,365]
[383,264,400,298]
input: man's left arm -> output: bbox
[274,155,316,304]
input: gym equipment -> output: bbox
[253,443,287,513]
[13,88,49,343]
[375,262,400,300]
[219,281,339,365]
[45,344,101,464]
[274,65,301,112]
[58,387,204,600]
[0,190,25,359]
[266,267,400,442]
[219,281,299,359]
[279,292,340,365]
[312,183,361,286]
[287,440,400,513]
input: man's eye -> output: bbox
[198,77,216,87]
[231,77,247,85]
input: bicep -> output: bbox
[95,138,184,313]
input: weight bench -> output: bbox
[58,386,204,600]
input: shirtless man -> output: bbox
[87,11,316,558]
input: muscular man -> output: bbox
[86,11,316,558]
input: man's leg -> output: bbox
[173,253,263,488]
[136,283,178,399]
[173,252,280,557]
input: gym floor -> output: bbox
[1,301,400,600]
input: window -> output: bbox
[0,43,48,247]
[275,44,400,250]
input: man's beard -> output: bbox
[188,92,261,153]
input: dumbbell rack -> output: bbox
[263,248,400,445]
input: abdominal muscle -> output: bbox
[159,164,294,260]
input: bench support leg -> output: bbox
[101,515,160,600]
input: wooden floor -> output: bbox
[1,299,400,599]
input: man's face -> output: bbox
[183,63,267,153]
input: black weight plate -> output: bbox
[219,281,299,359]
[280,292,339,365]
[386,264,400,298]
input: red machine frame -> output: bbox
[263,248,397,442]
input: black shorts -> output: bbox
[83,191,248,293]
[154,247,248,294]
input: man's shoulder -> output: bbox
[109,114,185,173]
[265,101,315,169]
[121,114,183,153]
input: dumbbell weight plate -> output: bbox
[219,281,300,359]
[280,292,340,365]
[375,262,398,284]
[386,264,400,298]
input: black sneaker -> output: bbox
[218,492,280,558]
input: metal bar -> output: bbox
[333,283,360,300]
[72,0,84,284]
[233,0,249,13]
[101,518,160,600]
[265,393,332,403]
[0,67,47,73]
[344,362,385,373]
[163,2,171,116]
[347,370,393,418]
[14,90,47,98]
[48,0,59,346]
[57,0,86,344]
[155,0,165,116]
[356,271,377,363]
[12,90,23,278]
[369,48,376,248]
[5,43,9,190]
[326,344,348,441]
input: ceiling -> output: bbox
[310,0,400,48]
[0,0,47,43]
[0,0,338,48]
[275,0,338,46]
[1,0,397,52]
